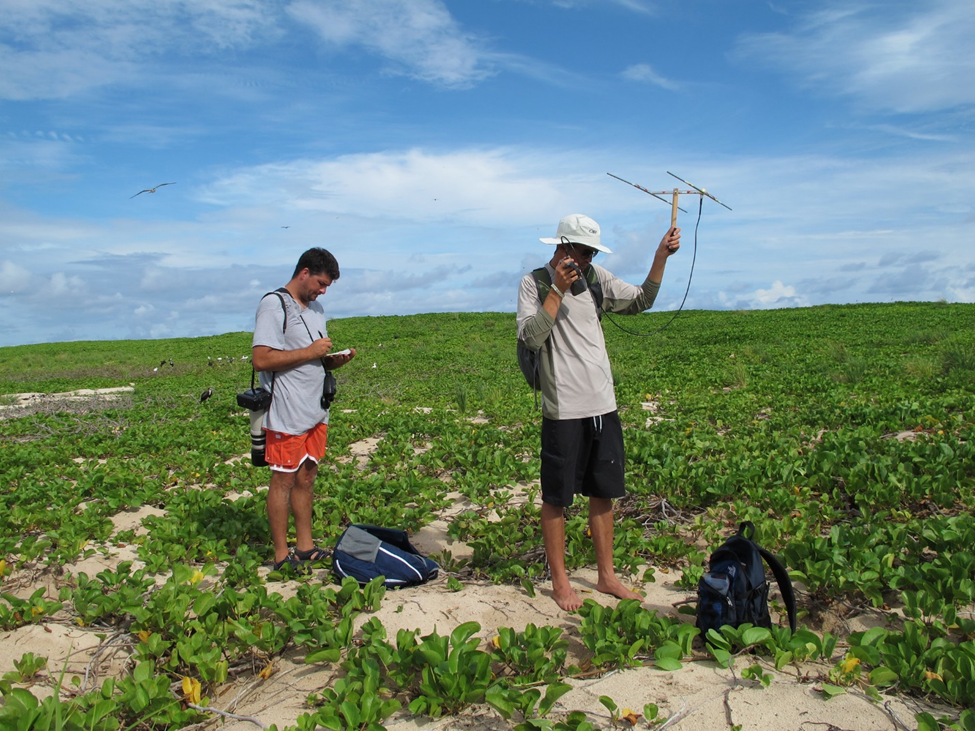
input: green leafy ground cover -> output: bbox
[1,301,974,730]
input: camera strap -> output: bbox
[249,367,276,395]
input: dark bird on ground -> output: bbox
[200,388,213,403]
[131,182,176,198]
[169,359,174,367]
[159,360,167,367]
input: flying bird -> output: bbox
[200,387,213,403]
[131,182,176,198]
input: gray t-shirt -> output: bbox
[516,262,661,421]
[252,291,329,435]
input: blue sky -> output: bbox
[1,0,973,346]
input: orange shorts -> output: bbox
[265,423,328,472]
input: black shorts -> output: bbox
[540,411,625,508]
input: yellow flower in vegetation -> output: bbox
[840,656,860,674]
[621,709,640,726]
[182,676,202,705]
[190,570,205,585]
[491,636,501,649]
[924,670,943,682]
[138,630,151,643]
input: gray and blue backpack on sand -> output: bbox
[696,521,797,637]
[332,525,439,589]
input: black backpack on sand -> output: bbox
[696,521,797,637]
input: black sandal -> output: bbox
[272,554,309,575]
[295,546,330,564]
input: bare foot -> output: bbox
[596,577,644,602]
[552,583,584,611]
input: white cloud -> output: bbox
[0,133,83,170]
[286,0,491,88]
[754,280,807,307]
[621,63,678,90]
[0,0,281,100]
[735,2,975,113]
[548,0,655,13]
[867,124,956,143]
[0,260,31,293]
[0,46,132,101]
[718,280,810,310]
[199,147,571,224]
[49,271,86,297]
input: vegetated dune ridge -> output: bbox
[0,302,973,731]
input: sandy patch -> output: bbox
[109,504,168,537]
[0,387,135,418]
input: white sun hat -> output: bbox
[539,213,612,254]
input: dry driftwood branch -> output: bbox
[187,703,270,729]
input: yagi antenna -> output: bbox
[598,171,732,339]
[607,172,731,228]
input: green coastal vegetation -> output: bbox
[1,301,974,730]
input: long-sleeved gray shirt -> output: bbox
[516,262,660,420]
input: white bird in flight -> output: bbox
[131,182,176,198]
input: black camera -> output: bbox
[237,387,272,412]
[566,261,587,296]
[321,371,337,409]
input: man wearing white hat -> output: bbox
[517,214,681,611]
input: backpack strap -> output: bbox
[586,266,604,319]
[531,267,551,304]
[268,288,289,333]
[738,521,757,540]
[758,545,798,633]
